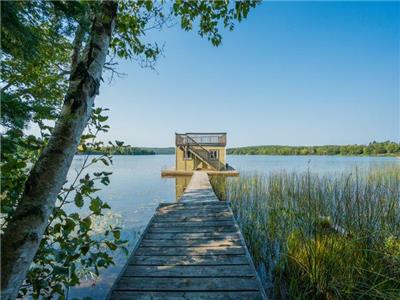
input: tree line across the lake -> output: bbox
[78,145,175,155]
[81,141,399,156]
[228,141,400,156]
[80,146,156,155]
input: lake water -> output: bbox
[68,155,399,299]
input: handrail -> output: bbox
[185,135,222,170]
[176,133,226,146]
[185,135,210,156]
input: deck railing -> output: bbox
[176,133,226,146]
[185,135,224,170]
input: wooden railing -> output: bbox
[176,133,226,147]
[185,136,218,170]
[178,135,223,171]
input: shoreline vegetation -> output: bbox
[211,167,400,299]
[78,146,175,155]
[78,141,399,156]
[228,141,400,156]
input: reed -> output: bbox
[211,167,400,299]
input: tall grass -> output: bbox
[211,167,400,299]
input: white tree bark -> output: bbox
[1,2,118,299]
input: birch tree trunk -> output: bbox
[1,2,117,299]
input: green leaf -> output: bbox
[53,266,69,276]
[105,241,117,251]
[97,115,108,122]
[74,193,84,208]
[70,272,80,286]
[145,0,153,11]
[97,259,106,267]
[64,219,75,232]
[89,198,102,214]
[121,246,129,256]
[81,217,92,231]
[70,213,80,220]
[100,158,109,166]
[81,134,96,140]
[102,202,111,209]
[112,230,121,240]
[115,140,124,147]
[80,245,89,255]
[53,223,62,234]
[101,176,110,186]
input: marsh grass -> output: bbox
[211,167,400,299]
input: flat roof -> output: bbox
[176,132,227,135]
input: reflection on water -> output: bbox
[175,176,192,200]
[68,154,399,299]
[67,155,175,299]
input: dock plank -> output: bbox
[111,291,262,300]
[151,220,233,227]
[153,215,232,222]
[145,232,241,240]
[123,265,254,277]
[141,238,241,247]
[109,171,266,299]
[136,245,245,256]
[115,277,260,291]
[155,211,232,218]
[129,255,250,266]
[147,226,238,233]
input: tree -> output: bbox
[1,2,118,298]
[1,4,128,298]
[1,1,260,298]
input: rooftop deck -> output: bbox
[109,171,266,300]
[176,133,227,147]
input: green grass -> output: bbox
[211,167,400,299]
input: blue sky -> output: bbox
[96,1,399,148]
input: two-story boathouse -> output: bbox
[162,133,239,176]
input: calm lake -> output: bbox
[68,155,399,299]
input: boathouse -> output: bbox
[175,132,227,171]
[161,132,238,177]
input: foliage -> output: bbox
[1,0,260,297]
[78,146,176,155]
[172,0,259,46]
[1,0,79,225]
[1,1,85,131]
[211,167,400,299]
[1,107,128,298]
[228,141,400,156]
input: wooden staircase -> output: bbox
[182,135,224,171]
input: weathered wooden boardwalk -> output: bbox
[109,171,266,299]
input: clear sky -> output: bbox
[96,1,399,148]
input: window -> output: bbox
[184,148,192,160]
[209,150,218,160]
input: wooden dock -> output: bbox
[161,168,239,177]
[109,171,266,299]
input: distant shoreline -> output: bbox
[78,141,399,157]
[227,153,399,157]
[77,153,399,158]
[227,142,399,157]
